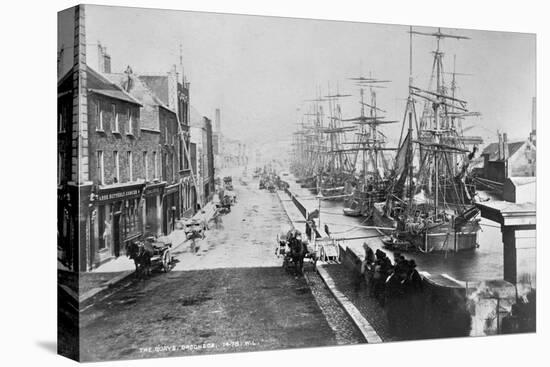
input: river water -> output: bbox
[286,177,536,285]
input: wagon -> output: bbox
[144,236,173,272]
[276,229,320,271]
[223,176,233,191]
[311,237,341,263]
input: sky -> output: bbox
[58,5,536,150]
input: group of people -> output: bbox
[360,243,425,338]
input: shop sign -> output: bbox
[96,184,145,203]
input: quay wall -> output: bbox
[281,187,520,338]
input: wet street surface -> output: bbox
[79,177,363,361]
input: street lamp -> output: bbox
[316,193,323,230]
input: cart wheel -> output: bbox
[319,247,325,262]
[162,250,172,272]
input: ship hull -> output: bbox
[375,205,480,253]
[384,223,479,253]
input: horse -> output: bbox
[287,234,308,276]
[126,240,155,278]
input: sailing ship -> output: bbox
[317,88,357,199]
[381,27,481,253]
[341,77,397,217]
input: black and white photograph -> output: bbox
[54,2,539,364]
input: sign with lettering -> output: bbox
[96,184,145,203]
[144,182,166,197]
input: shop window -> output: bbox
[98,205,111,250]
[122,199,141,239]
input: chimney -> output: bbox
[215,109,221,133]
[502,133,509,161]
[97,42,111,73]
[498,133,503,160]
[123,66,133,92]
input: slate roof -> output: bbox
[87,67,142,106]
[102,70,176,130]
[481,141,526,161]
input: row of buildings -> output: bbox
[58,7,215,271]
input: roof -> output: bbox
[481,140,527,161]
[505,176,536,187]
[139,76,169,106]
[102,70,176,129]
[87,67,142,106]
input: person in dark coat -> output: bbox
[385,263,406,336]
[402,259,424,339]
[361,243,375,292]
[373,250,391,303]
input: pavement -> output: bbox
[74,174,364,361]
[75,201,218,304]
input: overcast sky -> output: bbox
[58,5,536,148]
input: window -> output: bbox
[143,151,148,181]
[112,104,119,132]
[172,153,176,182]
[153,151,158,179]
[58,104,67,132]
[97,102,104,131]
[127,151,133,181]
[98,205,106,249]
[97,150,104,185]
[127,108,133,135]
[162,153,167,181]
[58,152,63,185]
[113,151,119,183]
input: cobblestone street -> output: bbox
[78,178,364,361]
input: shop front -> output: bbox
[163,183,181,235]
[91,183,145,268]
[143,182,165,237]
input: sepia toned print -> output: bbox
[57,4,536,362]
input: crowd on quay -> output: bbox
[360,243,425,339]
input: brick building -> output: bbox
[103,67,184,236]
[137,66,196,220]
[57,6,199,271]
[190,107,216,208]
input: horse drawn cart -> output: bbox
[127,235,173,276]
[276,229,319,275]
[223,176,233,191]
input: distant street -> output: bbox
[78,175,363,362]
